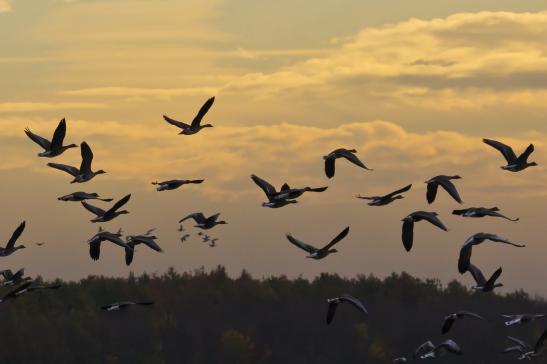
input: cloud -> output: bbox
[0,102,107,113]
[0,0,11,13]
[59,87,219,101]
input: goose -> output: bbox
[356,184,412,206]
[419,340,463,359]
[177,224,185,232]
[35,242,45,246]
[323,148,372,178]
[179,213,227,230]
[468,264,502,292]
[101,301,154,311]
[163,96,215,135]
[0,281,32,303]
[0,221,26,257]
[441,311,485,334]
[413,341,436,359]
[201,234,211,242]
[326,294,368,325]
[15,282,62,295]
[503,336,532,356]
[286,226,349,259]
[58,192,113,202]
[47,142,106,183]
[81,194,131,223]
[87,227,130,261]
[180,234,190,243]
[401,212,447,252]
[483,138,537,172]
[392,358,407,363]
[452,207,519,222]
[125,229,162,266]
[24,118,77,157]
[0,268,31,286]
[209,238,218,247]
[250,174,327,207]
[504,331,547,361]
[501,314,546,327]
[152,179,204,191]
[458,233,524,274]
[425,175,463,204]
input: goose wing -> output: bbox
[251,174,277,197]
[6,221,26,249]
[485,267,503,287]
[482,233,525,247]
[326,300,339,324]
[435,340,462,355]
[280,183,290,191]
[322,226,350,250]
[179,212,206,224]
[517,144,535,164]
[507,336,531,350]
[89,241,101,260]
[457,311,485,320]
[384,184,412,199]
[24,128,51,150]
[483,139,517,163]
[402,219,414,252]
[340,294,368,316]
[442,317,455,334]
[206,213,221,223]
[337,149,371,170]
[79,142,94,173]
[286,234,316,254]
[437,179,463,204]
[468,264,486,285]
[534,329,547,353]
[47,162,80,177]
[50,118,67,150]
[503,346,525,354]
[426,182,439,204]
[191,96,215,127]
[81,201,106,217]
[419,212,448,231]
[137,237,163,252]
[125,245,134,265]
[413,341,435,358]
[324,157,335,178]
[458,244,472,273]
[0,270,13,280]
[102,235,130,249]
[106,194,131,214]
[163,115,189,129]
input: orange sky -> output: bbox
[0,0,546,295]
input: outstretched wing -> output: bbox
[441,317,455,334]
[534,329,547,353]
[384,184,412,199]
[482,233,525,248]
[81,201,106,217]
[163,115,189,129]
[426,182,439,204]
[458,245,473,274]
[125,246,134,266]
[47,162,79,177]
[458,311,485,320]
[483,139,517,163]
[517,144,535,164]
[6,221,26,249]
[286,234,316,254]
[402,219,414,252]
[106,194,131,214]
[324,157,336,178]
[485,267,503,287]
[326,301,339,325]
[79,142,94,173]
[420,212,448,231]
[24,128,51,150]
[89,241,101,260]
[338,149,371,170]
[322,226,350,250]
[341,294,368,316]
[179,212,206,224]
[191,96,215,127]
[467,264,486,285]
[251,174,277,197]
[50,118,67,150]
[437,179,463,204]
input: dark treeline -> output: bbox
[0,267,544,364]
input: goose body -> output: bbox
[401,211,448,252]
[0,221,26,257]
[251,174,327,207]
[81,194,131,223]
[323,148,372,178]
[483,138,537,172]
[163,96,215,135]
[58,192,113,202]
[179,212,227,230]
[326,294,368,324]
[453,207,518,221]
[286,226,349,259]
[458,233,524,274]
[25,118,77,157]
[356,184,411,206]
[47,142,106,183]
[152,179,204,191]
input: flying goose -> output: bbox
[323,148,372,178]
[101,301,154,311]
[152,179,204,191]
[0,221,26,257]
[201,234,211,242]
[35,242,45,246]
[452,207,519,222]
[24,118,77,157]
[326,294,368,325]
[425,175,463,204]
[468,264,503,292]
[441,311,485,334]
[250,174,327,207]
[177,224,185,232]
[503,336,532,357]
[163,96,215,135]
[47,142,106,183]
[125,229,162,266]
[87,227,130,261]
[458,233,524,274]
[501,314,546,327]
[58,192,113,202]
[180,234,190,243]
[286,226,349,259]
[356,184,412,206]
[179,213,227,230]
[483,138,538,172]
[392,357,408,363]
[504,331,547,361]
[81,194,131,223]
[0,281,32,303]
[401,211,448,252]
[208,238,218,247]
[419,340,463,359]
[0,268,31,286]
[413,341,436,359]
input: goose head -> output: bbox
[14,245,25,251]
[202,124,214,128]
[64,144,78,150]
[95,170,107,175]
[527,162,538,167]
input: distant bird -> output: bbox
[323,148,372,178]
[441,311,485,334]
[209,238,218,247]
[458,233,525,274]
[452,207,519,222]
[503,331,547,361]
[286,226,350,259]
[125,230,162,266]
[81,194,131,223]
[24,118,77,157]
[425,175,463,204]
[0,281,32,303]
[180,234,190,243]
[503,335,533,357]
[35,242,45,247]
[47,142,106,183]
[152,179,204,191]
[483,138,537,172]
[201,234,211,242]
[326,294,368,325]
[179,213,227,230]
[413,341,436,359]
[392,357,407,363]
[87,227,130,261]
[0,221,26,257]
[101,301,154,311]
[356,184,412,206]
[419,340,463,359]
[163,96,215,135]
[468,264,503,292]
[177,224,185,232]
[58,192,113,202]
[250,175,327,207]
[0,269,31,286]
[501,314,546,327]
[401,211,448,252]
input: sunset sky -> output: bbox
[1,0,546,295]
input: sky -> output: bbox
[0,0,546,295]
